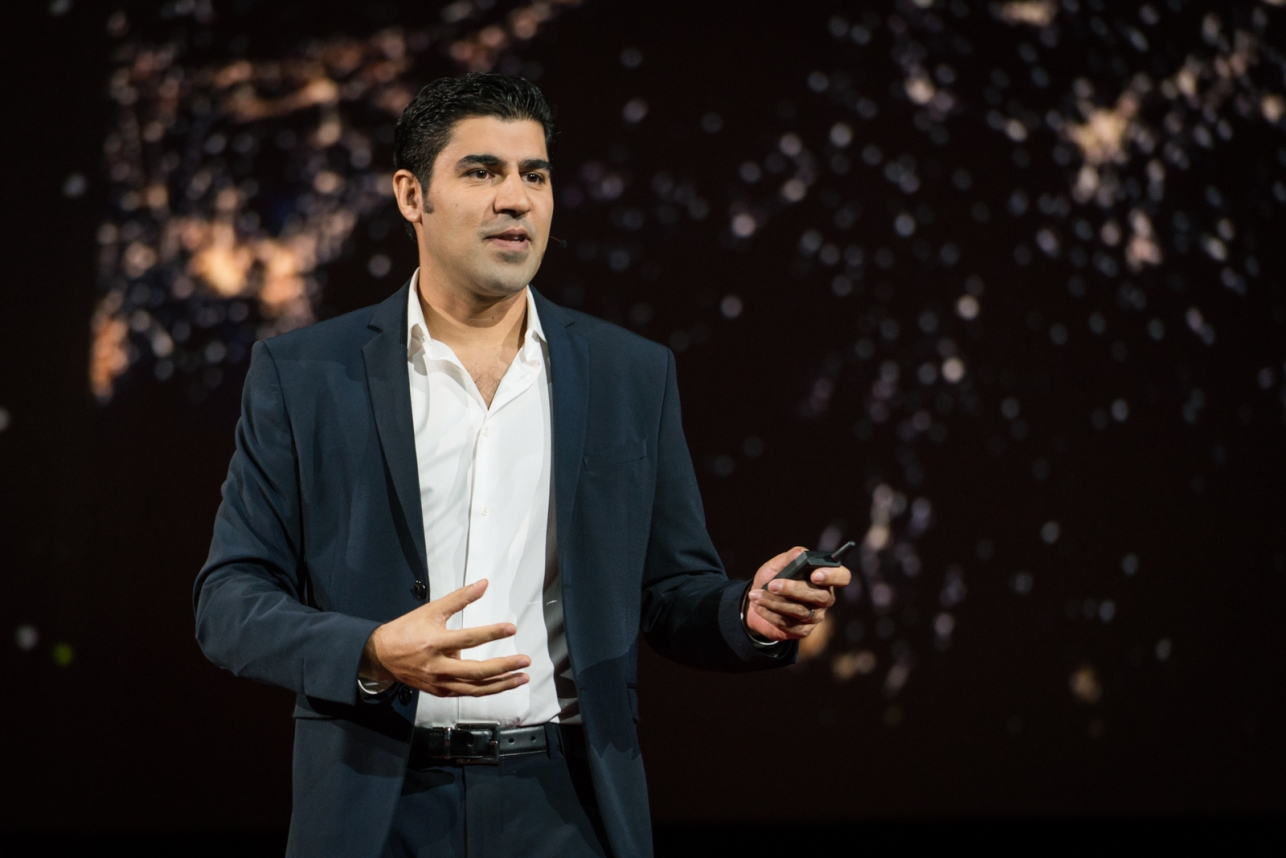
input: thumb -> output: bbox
[428,578,489,622]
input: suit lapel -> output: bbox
[532,289,589,567]
[362,281,428,578]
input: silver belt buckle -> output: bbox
[448,722,501,765]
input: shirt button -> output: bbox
[480,506,491,516]
[481,426,492,437]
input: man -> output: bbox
[195,73,850,858]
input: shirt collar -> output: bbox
[406,268,546,361]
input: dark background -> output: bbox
[2,0,1284,848]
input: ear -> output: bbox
[392,169,425,227]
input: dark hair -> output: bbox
[393,72,555,204]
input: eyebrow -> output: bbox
[456,154,552,173]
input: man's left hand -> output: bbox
[745,547,852,641]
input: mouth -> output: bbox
[484,228,531,250]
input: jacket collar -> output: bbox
[362,280,428,582]
[530,287,590,563]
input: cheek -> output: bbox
[432,206,478,251]
[535,198,555,225]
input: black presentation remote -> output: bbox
[766,540,856,587]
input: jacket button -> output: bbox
[413,580,427,600]
[398,685,414,705]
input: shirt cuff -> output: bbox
[741,586,788,651]
[358,678,394,695]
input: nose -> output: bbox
[493,171,533,217]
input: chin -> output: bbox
[475,261,540,297]
[475,273,533,298]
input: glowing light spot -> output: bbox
[63,172,87,198]
[368,253,391,278]
[1069,664,1102,704]
[933,613,955,637]
[731,213,757,237]
[720,295,743,319]
[832,650,877,681]
[998,0,1057,27]
[941,357,965,383]
[780,178,807,202]
[1041,521,1061,544]
[622,98,648,124]
[884,661,911,696]
[52,643,74,667]
[905,73,935,105]
[1261,95,1284,123]
[15,625,38,651]
[1202,236,1231,265]
[312,170,343,194]
[1066,91,1140,167]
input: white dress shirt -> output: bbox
[367,271,578,728]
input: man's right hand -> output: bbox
[359,579,530,697]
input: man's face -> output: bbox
[403,115,553,299]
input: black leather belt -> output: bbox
[409,722,549,767]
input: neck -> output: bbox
[415,267,528,354]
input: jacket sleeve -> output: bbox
[639,349,797,671]
[193,341,379,705]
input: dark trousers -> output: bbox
[382,724,611,858]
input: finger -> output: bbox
[753,547,809,588]
[750,589,818,621]
[746,620,790,642]
[807,565,852,588]
[441,622,518,651]
[435,654,532,682]
[427,579,489,622]
[436,672,530,697]
[765,546,809,574]
[752,604,814,636]
[762,578,833,606]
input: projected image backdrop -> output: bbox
[20,0,1281,822]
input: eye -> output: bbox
[469,169,490,179]
[525,172,546,184]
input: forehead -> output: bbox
[438,115,549,163]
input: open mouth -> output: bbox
[486,229,531,249]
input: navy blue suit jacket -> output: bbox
[194,282,795,857]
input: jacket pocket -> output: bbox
[583,439,647,472]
